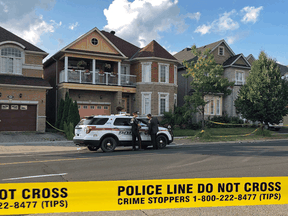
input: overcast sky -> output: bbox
[0,0,287,65]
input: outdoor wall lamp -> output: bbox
[0,92,1,97]
[133,97,135,101]
[19,93,22,98]
[78,94,81,99]
[100,95,103,99]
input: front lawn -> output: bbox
[173,127,288,142]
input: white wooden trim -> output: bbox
[218,46,225,56]
[22,64,43,70]
[158,92,169,115]
[130,57,179,63]
[118,62,121,85]
[141,92,152,115]
[158,63,169,83]
[0,41,25,49]
[235,70,245,85]
[174,65,177,85]
[64,56,68,82]
[141,62,152,82]
[0,84,52,89]
[0,100,39,104]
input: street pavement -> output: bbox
[1,132,288,215]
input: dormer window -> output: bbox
[218,46,224,56]
[0,47,22,74]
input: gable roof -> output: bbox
[223,53,251,68]
[173,39,235,64]
[100,30,140,59]
[246,54,256,61]
[277,63,288,76]
[132,40,177,61]
[0,26,47,54]
[61,27,127,58]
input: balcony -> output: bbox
[59,69,136,87]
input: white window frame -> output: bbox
[158,63,169,83]
[235,71,245,85]
[174,94,177,107]
[204,100,210,115]
[218,46,224,56]
[141,92,152,115]
[210,99,214,115]
[216,99,220,115]
[174,65,177,85]
[121,64,130,84]
[141,62,152,82]
[0,46,24,75]
[158,92,169,115]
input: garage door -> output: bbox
[0,104,37,131]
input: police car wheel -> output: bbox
[87,146,99,151]
[156,135,167,149]
[101,137,117,152]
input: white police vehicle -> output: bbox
[73,114,173,152]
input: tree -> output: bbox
[60,95,72,130]
[183,45,234,129]
[55,98,65,129]
[235,51,288,130]
[67,100,80,127]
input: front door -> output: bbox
[121,97,129,113]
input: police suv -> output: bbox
[73,114,173,152]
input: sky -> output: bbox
[0,0,287,65]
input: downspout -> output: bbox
[52,56,58,123]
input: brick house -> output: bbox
[0,26,51,132]
[174,39,252,122]
[43,27,178,124]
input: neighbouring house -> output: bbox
[43,27,178,124]
[174,39,252,122]
[0,26,51,132]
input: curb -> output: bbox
[0,141,73,146]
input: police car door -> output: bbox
[138,118,151,141]
[113,117,132,142]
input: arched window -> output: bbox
[1,47,22,74]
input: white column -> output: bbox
[92,59,96,84]
[118,61,121,86]
[64,56,68,82]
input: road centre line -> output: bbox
[3,173,67,181]
[0,158,91,166]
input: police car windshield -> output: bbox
[77,118,92,125]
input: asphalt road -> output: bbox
[1,140,288,215]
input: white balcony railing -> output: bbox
[59,69,136,87]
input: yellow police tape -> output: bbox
[213,128,259,138]
[46,121,64,132]
[0,177,288,215]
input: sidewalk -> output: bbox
[0,132,77,154]
[1,131,288,155]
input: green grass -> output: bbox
[173,127,288,142]
[173,127,256,137]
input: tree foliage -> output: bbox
[183,45,234,129]
[55,98,65,129]
[235,51,288,128]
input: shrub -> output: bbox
[64,122,74,140]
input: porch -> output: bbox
[59,56,136,87]
[59,69,136,87]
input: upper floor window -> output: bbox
[174,65,177,85]
[141,62,151,82]
[0,47,22,74]
[235,71,244,85]
[159,63,169,83]
[218,46,224,56]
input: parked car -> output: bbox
[268,121,283,131]
[73,114,173,152]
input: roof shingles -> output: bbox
[0,26,46,53]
